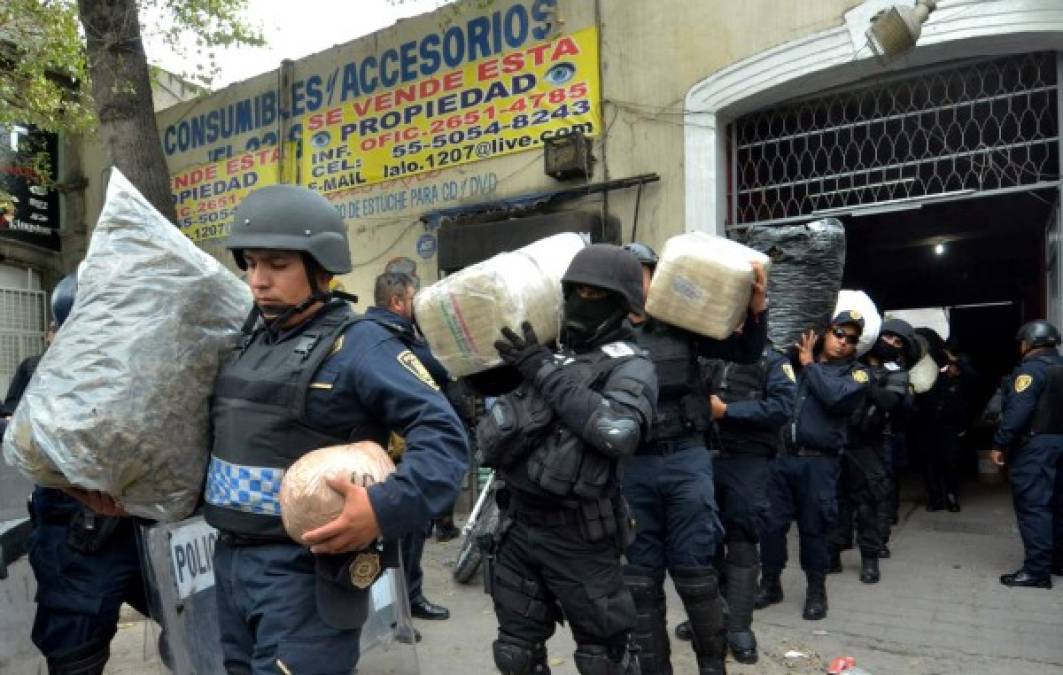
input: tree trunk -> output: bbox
[78,0,176,222]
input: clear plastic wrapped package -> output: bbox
[834,289,882,356]
[646,232,770,340]
[740,218,846,349]
[2,170,252,522]
[414,232,586,377]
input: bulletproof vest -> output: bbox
[503,344,637,505]
[637,323,709,441]
[850,365,908,445]
[703,353,780,457]
[1030,362,1063,435]
[204,304,386,539]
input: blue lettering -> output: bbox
[206,109,220,143]
[399,41,418,82]
[380,49,400,88]
[261,91,277,126]
[235,99,253,134]
[305,75,323,112]
[360,56,379,95]
[291,80,305,117]
[531,0,557,40]
[164,126,177,154]
[341,62,360,101]
[442,26,465,68]
[467,16,491,60]
[491,10,503,54]
[177,123,190,152]
[220,105,234,138]
[438,93,457,115]
[418,33,441,77]
[191,116,206,148]
[504,5,529,48]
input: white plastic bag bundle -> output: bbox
[645,232,770,339]
[833,290,882,357]
[415,232,586,377]
[909,335,940,394]
[2,170,252,521]
[279,442,395,545]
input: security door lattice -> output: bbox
[729,52,1061,226]
[0,287,46,395]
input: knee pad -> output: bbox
[622,570,669,673]
[724,540,759,568]
[47,640,110,675]
[573,643,639,675]
[493,634,549,675]
[671,567,727,660]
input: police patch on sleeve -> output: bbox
[1015,373,1034,393]
[782,363,796,383]
[397,350,440,391]
[852,369,870,384]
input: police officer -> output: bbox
[204,184,468,673]
[367,271,453,627]
[22,274,153,675]
[478,244,656,674]
[755,311,871,620]
[992,320,1063,589]
[621,242,768,675]
[829,318,915,584]
[674,345,795,665]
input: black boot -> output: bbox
[827,548,842,574]
[723,542,759,664]
[945,493,961,513]
[878,545,891,559]
[859,556,880,584]
[753,570,783,609]
[624,569,671,675]
[802,571,828,620]
[573,644,638,675]
[672,567,728,675]
[675,620,692,641]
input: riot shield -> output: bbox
[0,518,44,675]
[140,516,420,674]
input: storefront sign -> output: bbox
[171,147,280,242]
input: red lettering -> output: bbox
[502,53,524,74]
[552,37,580,59]
[443,71,463,91]
[478,60,499,81]
[527,43,552,67]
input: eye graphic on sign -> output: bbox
[545,62,576,86]
[312,131,331,148]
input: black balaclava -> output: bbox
[562,291,626,349]
[871,338,903,363]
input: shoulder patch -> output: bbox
[782,363,796,383]
[601,342,637,358]
[328,334,345,357]
[397,349,440,391]
[1015,373,1034,393]
[852,369,870,384]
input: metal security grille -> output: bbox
[728,52,1060,227]
[0,287,47,395]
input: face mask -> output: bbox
[563,295,623,348]
[872,340,902,362]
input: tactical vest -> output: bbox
[850,365,910,446]
[1030,363,1063,435]
[204,304,387,539]
[703,353,781,457]
[503,343,638,506]
[637,324,710,442]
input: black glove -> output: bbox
[495,321,552,380]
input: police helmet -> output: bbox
[1016,319,1061,349]
[623,241,658,269]
[562,244,645,315]
[227,185,351,274]
[51,273,77,328]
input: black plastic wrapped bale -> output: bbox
[739,218,846,349]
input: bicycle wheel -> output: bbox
[452,496,500,584]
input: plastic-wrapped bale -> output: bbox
[645,232,770,340]
[740,218,846,348]
[280,442,396,545]
[909,335,940,394]
[2,170,252,521]
[834,289,882,357]
[415,232,586,377]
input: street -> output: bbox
[96,479,1063,674]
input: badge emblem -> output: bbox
[782,363,796,383]
[852,369,870,384]
[397,350,440,390]
[1015,374,1034,393]
[849,310,862,320]
[349,552,381,590]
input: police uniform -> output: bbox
[995,338,1063,586]
[695,347,794,663]
[478,244,655,675]
[757,314,870,621]
[623,312,766,675]
[206,184,468,674]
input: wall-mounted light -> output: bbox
[934,243,945,256]
[867,0,937,63]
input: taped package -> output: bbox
[2,170,252,521]
[645,232,770,340]
[834,289,882,356]
[415,232,586,377]
[741,218,846,349]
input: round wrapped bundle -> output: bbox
[280,442,396,545]
[909,335,940,394]
[833,289,882,357]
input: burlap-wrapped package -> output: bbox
[834,289,882,357]
[645,232,770,339]
[2,170,252,521]
[280,442,396,545]
[415,232,586,377]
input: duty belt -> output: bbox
[783,446,840,458]
[512,504,580,529]
[639,435,702,456]
[217,530,282,547]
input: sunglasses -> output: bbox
[830,326,860,346]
